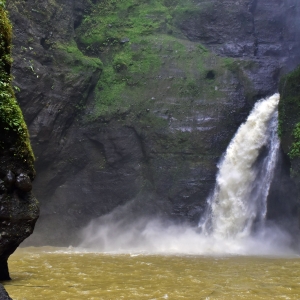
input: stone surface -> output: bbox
[0,284,12,300]
[15,173,32,193]
[278,65,300,227]
[7,0,300,245]
[0,3,39,280]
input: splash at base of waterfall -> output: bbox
[79,94,298,256]
[79,217,296,256]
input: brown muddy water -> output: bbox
[3,247,300,300]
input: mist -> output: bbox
[78,208,297,256]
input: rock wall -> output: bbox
[7,0,300,245]
[0,2,39,280]
[0,284,12,300]
[278,66,300,226]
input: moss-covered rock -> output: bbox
[279,67,300,148]
[278,65,300,229]
[0,1,34,167]
[279,66,300,182]
[0,1,39,280]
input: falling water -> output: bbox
[79,93,294,255]
[200,93,280,239]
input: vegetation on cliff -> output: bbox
[0,0,34,169]
[74,0,256,122]
[279,66,300,159]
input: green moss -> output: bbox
[278,65,300,158]
[76,0,211,54]
[0,3,34,167]
[93,65,127,117]
[74,0,256,127]
[222,57,238,71]
[55,41,103,73]
[172,0,214,24]
[84,34,253,122]
[113,52,131,72]
[289,123,300,158]
[77,0,170,49]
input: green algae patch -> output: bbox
[0,3,34,169]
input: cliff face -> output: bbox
[7,0,300,245]
[0,3,39,280]
[278,66,300,223]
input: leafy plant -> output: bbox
[289,123,300,159]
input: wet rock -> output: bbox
[16,173,32,193]
[0,180,6,194]
[4,171,15,191]
[0,284,12,300]
[0,259,11,281]
[0,3,39,281]
[278,66,300,225]
[8,148,16,155]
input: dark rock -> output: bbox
[8,148,15,155]
[0,180,6,194]
[267,148,299,230]
[4,171,15,191]
[205,70,215,80]
[0,284,12,300]
[278,65,300,225]
[15,173,32,193]
[0,4,39,280]
[0,259,11,281]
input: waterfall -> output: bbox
[200,93,280,239]
[80,92,295,255]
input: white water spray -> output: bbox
[79,93,295,256]
[200,93,280,239]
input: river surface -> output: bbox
[3,247,300,300]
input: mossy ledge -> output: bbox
[0,1,39,282]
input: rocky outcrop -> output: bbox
[0,284,12,300]
[7,0,300,245]
[278,66,300,225]
[0,3,39,280]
